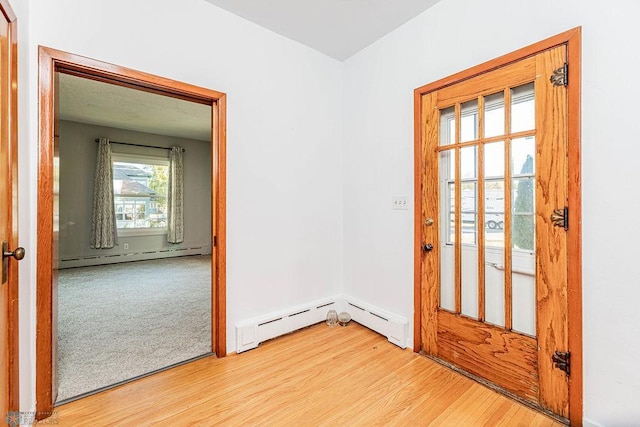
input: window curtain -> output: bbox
[90,138,118,249]
[167,146,184,243]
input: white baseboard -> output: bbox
[57,245,211,269]
[235,295,409,353]
[583,418,605,427]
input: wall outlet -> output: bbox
[123,243,129,250]
[392,196,409,210]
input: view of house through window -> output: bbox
[112,154,169,229]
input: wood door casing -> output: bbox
[414,30,581,424]
[0,0,18,419]
[36,47,227,417]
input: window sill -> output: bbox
[117,228,167,237]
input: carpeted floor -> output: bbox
[56,255,212,402]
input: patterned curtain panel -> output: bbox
[167,146,184,244]
[90,138,118,249]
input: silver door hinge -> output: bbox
[550,63,568,87]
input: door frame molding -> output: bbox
[0,0,19,414]
[413,28,582,425]
[36,46,227,414]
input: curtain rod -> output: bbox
[94,138,185,152]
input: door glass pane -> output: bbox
[484,141,504,179]
[461,100,478,142]
[447,183,455,243]
[485,177,505,327]
[484,92,504,138]
[511,83,535,133]
[461,244,478,319]
[512,252,536,336]
[485,180,504,247]
[461,182,477,245]
[461,182,478,318]
[484,247,505,328]
[440,149,456,311]
[440,106,455,146]
[461,146,477,179]
[513,180,535,251]
[512,136,535,177]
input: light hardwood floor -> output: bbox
[52,323,561,426]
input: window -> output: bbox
[112,153,169,233]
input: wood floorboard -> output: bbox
[52,323,562,426]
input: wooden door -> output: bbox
[418,45,570,418]
[0,0,18,421]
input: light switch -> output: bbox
[392,196,409,210]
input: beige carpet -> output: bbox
[56,255,212,402]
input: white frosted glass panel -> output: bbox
[485,180,504,248]
[461,246,478,319]
[440,246,455,311]
[440,106,455,146]
[512,137,535,176]
[484,141,504,178]
[461,182,476,245]
[484,248,504,327]
[512,252,536,336]
[461,146,477,179]
[511,83,535,133]
[460,100,478,142]
[484,92,504,138]
[441,150,455,244]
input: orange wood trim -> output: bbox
[435,129,535,152]
[0,0,16,21]
[566,28,582,427]
[1,0,19,412]
[215,94,227,357]
[413,90,423,352]
[504,89,513,331]
[36,46,228,415]
[414,26,582,424]
[477,96,486,321]
[454,105,461,314]
[415,27,582,96]
[41,47,225,104]
[36,46,55,416]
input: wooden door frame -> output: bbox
[36,46,227,414]
[413,28,582,425]
[0,0,19,414]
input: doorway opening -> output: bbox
[36,47,227,414]
[414,28,581,425]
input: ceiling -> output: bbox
[58,73,212,142]
[203,0,442,61]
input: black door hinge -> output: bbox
[551,206,569,231]
[552,351,570,375]
[213,236,217,247]
[550,63,568,87]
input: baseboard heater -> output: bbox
[235,296,409,353]
[58,245,211,269]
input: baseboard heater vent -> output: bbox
[236,299,337,353]
[235,296,409,353]
[58,244,211,269]
[343,297,409,349]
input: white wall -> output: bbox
[13,0,34,414]
[343,0,640,425]
[19,0,344,412]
